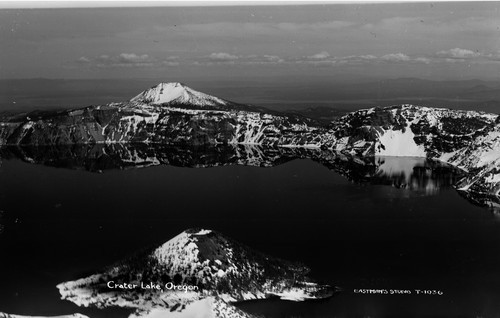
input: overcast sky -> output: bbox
[1,2,500,81]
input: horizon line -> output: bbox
[1,76,499,82]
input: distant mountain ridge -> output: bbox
[0,82,498,201]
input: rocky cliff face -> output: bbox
[57,229,334,318]
[0,104,321,147]
[0,84,498,201]
[324,105,500,200]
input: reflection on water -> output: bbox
[4,144,496,212]
[0,209,4,235]
[0,147,499,318]
[0,144,465,195]
[373,156,462,196]
[458,191,500,217]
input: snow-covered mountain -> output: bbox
[57,228,334,318]
[0,84,498,203]
[0,82,316,146]
[130,82,229,107]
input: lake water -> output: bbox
[0,146,499,317]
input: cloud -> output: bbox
[297,52,429,66]
[437,48,481,59]
[300,52,374,66]
[380,53,411,62]
[76,56,90,63]
[337,54,379,65]
[117,53,153,63]
[209,52,239,61]
[75,50,443,70]
[262,55,284,63]
[76,52,287,68]
[202,53,284,65]
[485,51,500,61]
[74,53,165,68]
[275,21,356,32]
[93,53,156,67]
[307,51,330,59]
[74,53,193,68]
[433,48,500,64]
[161,56,180,66]
[161,61,180,66]
[414,57,431,64]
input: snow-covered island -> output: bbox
[56,228,335,318]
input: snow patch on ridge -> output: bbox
[270,288,319,301]
[195,229,212,235]
[153,231,201,270]
[376,127,426,157]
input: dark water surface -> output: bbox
[0,155,499,317]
